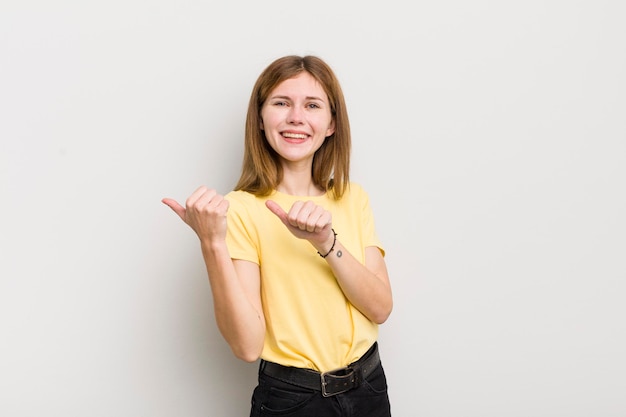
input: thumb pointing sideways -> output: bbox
[162,198,186,221]
[265,200,288,224]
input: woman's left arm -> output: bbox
[265,199,393,324]
[321,241,393,324]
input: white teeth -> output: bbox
[283,133,307,139]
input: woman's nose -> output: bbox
[287,106,304,124]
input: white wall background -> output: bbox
[1,1,625,416]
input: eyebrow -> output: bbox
[270,94,326,103]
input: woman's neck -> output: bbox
[276,181,325,197]
[277,169,324,197]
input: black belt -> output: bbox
[260,343,381,397]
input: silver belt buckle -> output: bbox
[320,367,357,397]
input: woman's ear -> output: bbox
[326,119,336,137]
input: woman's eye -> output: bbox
[307,103,321,109]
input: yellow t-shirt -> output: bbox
[225,182,383,373]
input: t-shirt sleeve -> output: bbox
[224,192,260,264]
[357,184,385,257]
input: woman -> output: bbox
[163,55,393,416]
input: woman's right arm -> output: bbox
[162,186,265,362]
[201,244,265,361]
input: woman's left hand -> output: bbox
[265,200,334,251]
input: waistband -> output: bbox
[259,342,381,397]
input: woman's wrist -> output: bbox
[317,229,337,258]
[200,237,228,255]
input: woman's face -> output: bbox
[260,72,335,167]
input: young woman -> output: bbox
[163,55,393,416]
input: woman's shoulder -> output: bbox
[344,181,370,199]
[225,191,271,226]
[225,189,255,202]
[347,181,365,192]
[224,189,262,212]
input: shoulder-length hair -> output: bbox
[234,55,351,199]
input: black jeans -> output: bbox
[249,354,391,416]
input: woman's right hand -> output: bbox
[162,186,229,244]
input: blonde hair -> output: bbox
[234,55,351,199]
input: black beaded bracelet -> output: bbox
[317,229,337,258]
